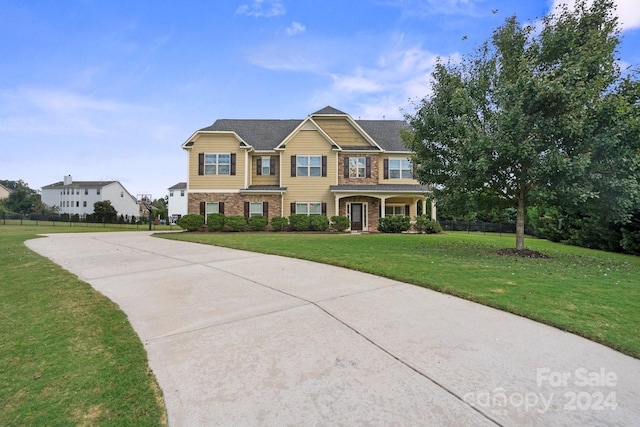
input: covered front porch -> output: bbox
[330,184,435,232]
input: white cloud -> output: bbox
[286,21,306,36]
[236,0,286,18]
[384,0,485,18]
[550,0,640,30]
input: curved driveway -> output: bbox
[26,232,640,426]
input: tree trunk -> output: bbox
[516,189,526,250]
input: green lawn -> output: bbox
[159,231,640,359]
[0,226,166,426]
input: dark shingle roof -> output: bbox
[312,106,347,115]
[195,107,410,152]
[168,182,187,190]
[200,119,300,151]
[356,120,409,152]
[42,180,116,189]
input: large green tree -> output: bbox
[1,180,41,213]
[93,200,118,223]
[403,0,638,250]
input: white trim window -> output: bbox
[385,204,408,217]
[297,155,322,177]
[206,202,220,215]
[389,159,413,179]
[250,202,264,217]
[205,153,231,175]
[295,202,322,215]
[349,157,366,178]
[261,157,271,175]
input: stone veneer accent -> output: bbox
[188,193,283,218]
[338,154,380,185]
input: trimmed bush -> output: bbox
[248,215,268,231]
[378,216,411,233]
[207,213,225,231]
[270,216,288,232]
[289,214,311,231]
[330,215,350,232]
[178,214,204,231]
[224,215,246,232]
[309,215,329,231]
[415,215,443,234]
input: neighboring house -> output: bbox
[41,175,139,220]
[181,106,435,231]
[0,184,11,200]
[168,182,188,223]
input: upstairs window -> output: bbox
[291,155,327,177]
[198,153,236,176]
[384,158,413,179]
[180,190,185,197]
[170,190,174,197]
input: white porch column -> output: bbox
[420,198,426,217]
[380,197,386,218]
[431,198,437,221]
[334,195,340,216]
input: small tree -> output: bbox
[414,215,443,234]
[93,200,117,223]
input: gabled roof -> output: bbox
[168,182,187,190]
[199,119,300,151]
[42,180,116,189]
[187,106,410,152]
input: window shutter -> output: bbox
[366,157,371,178]
[290,202,296,214]
[343,157,349,178]
[257,158,262,176]
[244,201,249,219]
[263,202,269,218]
[321,202,327,216]
[291,156,296,177]
[270,158,276,175]
[198,153,204,175]
[383,158,389,179]
[322,156,327,177]
[405,205,410,216]
[219,202,225,214]
[230,153,236,176]
[199,201,205,216]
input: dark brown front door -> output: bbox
[351,203,363,231]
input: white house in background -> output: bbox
[41,175,139,220]
[168,182,187,223]
[0,183,11,200]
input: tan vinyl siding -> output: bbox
[281,129,336,216]
[251,155,279,186]
[379,154,420,184]
[313,117,371,147]
[188,134,245,190]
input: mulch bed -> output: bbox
[495,248,550,258]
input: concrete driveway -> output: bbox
[26,232,640,426]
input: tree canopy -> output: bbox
[403,0,639,251]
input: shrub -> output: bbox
[330,215,350,232]
[378,216,411,233]
[289,214,311,231]
[130,215,136,224]
[178,214,204,231]
[248,215,268,231]
[414,215,443,234]
[207,213,225,231]
[224,215,246,232]
[270,216,288,232]
[309,215,329,231]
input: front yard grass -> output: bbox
[0,226,166,426]
[159,231,640,359]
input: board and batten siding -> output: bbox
[280,129,337,217]
[313,117,371,147]
[188,134,246,190]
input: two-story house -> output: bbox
[181,106,434,231]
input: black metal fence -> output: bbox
[0,211,176,230]
[438,219,534,235]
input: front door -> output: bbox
[351,203,363,231]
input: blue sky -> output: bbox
[1,0,639,201]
